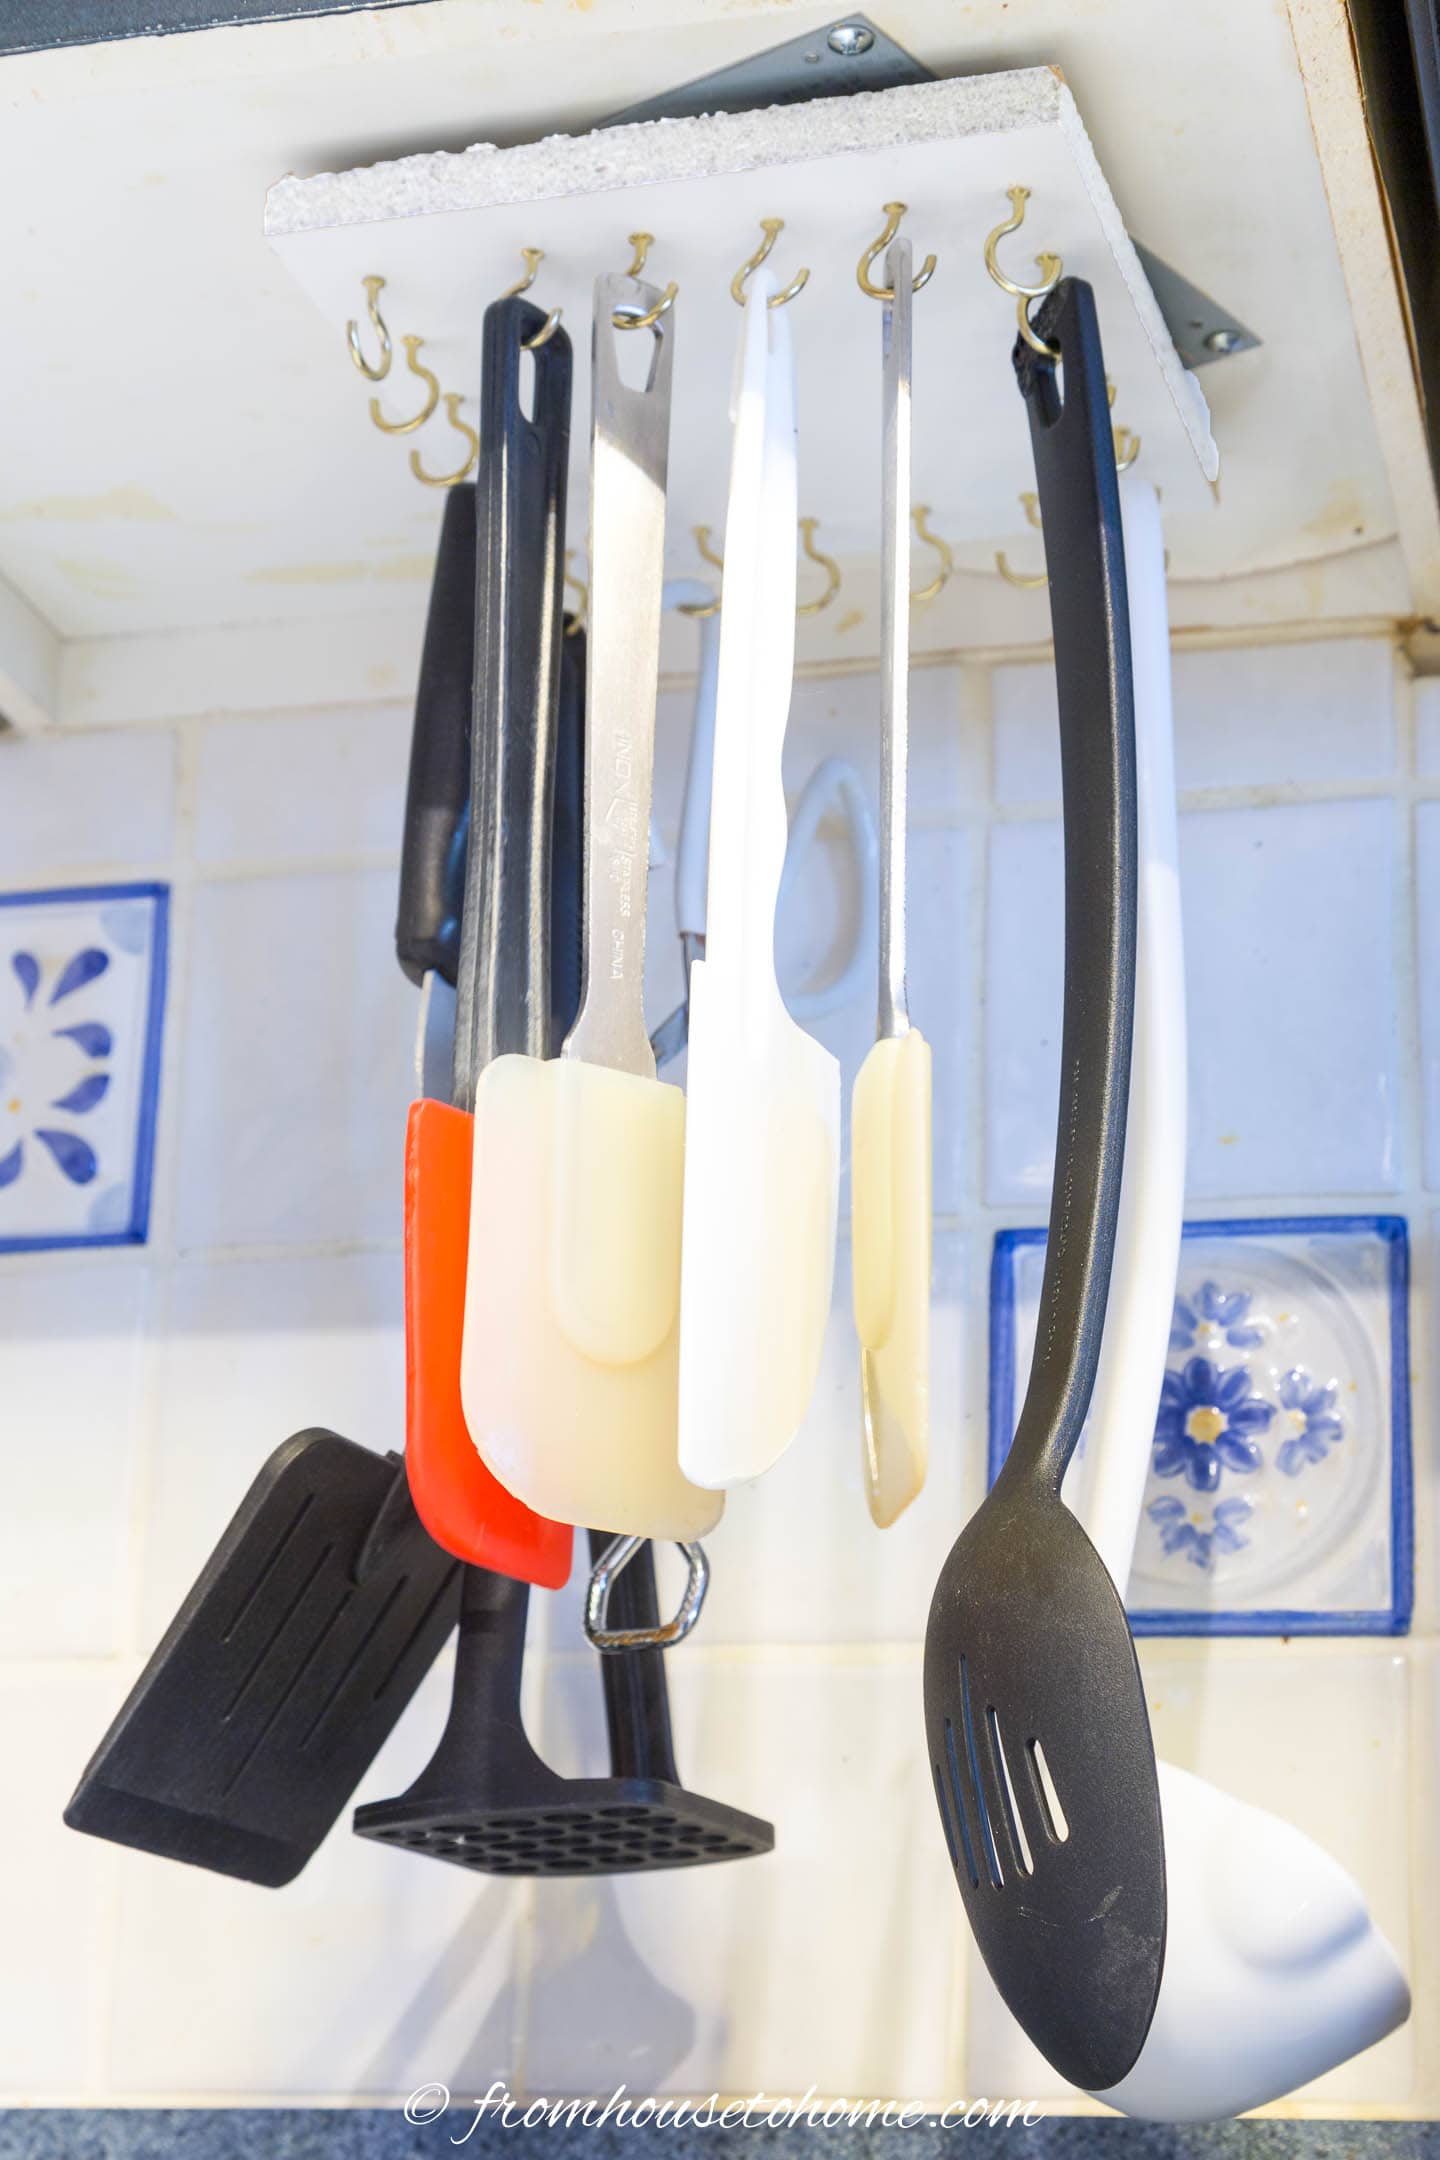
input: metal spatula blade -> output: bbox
[65,1431,460,1887]
[924,1490,1163,2090]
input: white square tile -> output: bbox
[0,883,169,1246]
[986,801,1401,1204]
[0,1666,121,2096]
[984,818,1062,1205]
[524,1655,955,2101]
[992,639,1398,805]
[965,1644,1414,2111]
[140,1251,405,1646]
[991,664,1060,806]
[175,870,414,1250]
[1415,803,1440,1193]
[1183,800,1399,1196]
[193,704,411,867]
[0,1259,150,1657]
[1170,639,1397,790]
[1413,678,1440,777]
[106,1648,525,2099]
[0,728,175,875]
[994,1219,1409,1630]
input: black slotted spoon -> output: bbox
[922,276,1162,2095]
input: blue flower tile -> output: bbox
[989,1216,1412,1635]
[0,883,168,1251]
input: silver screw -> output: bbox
[828,22,876,56]
[1204,327,1246,354]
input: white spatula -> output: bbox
[851,234,932,1529]
[460,273,721,1544]
[1071,476,1410,2118]
[678,266,841,1489]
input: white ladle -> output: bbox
[1073,475,1409,2119]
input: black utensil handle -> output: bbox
[453,297,573,1107]
[396,483,476,988]
[402,1565,533,1799]
[551,622,586,1053]
[586,1532,680,1786]
[1004,277,1138,1500]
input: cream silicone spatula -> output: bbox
[460,273,721,1544]
[851,233,932,1529]
[678,263,841,1489]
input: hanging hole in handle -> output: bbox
[517,342,537,423]
[610,308,663,394]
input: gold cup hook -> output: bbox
[796,516,841,616]
[984,187,1063,359]
[676,525,723,617]
[409,393,479,488]
[856,202,937,301]
[996,490,1048,587]
[346,275,392,382]
[731,219,810,309]
[500,246,564,352]
[613,232,679,331]
[369,335,441,436]
[910,505,954,604]
[983,187,1062,300]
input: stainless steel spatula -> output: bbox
[922,277,1161,2095]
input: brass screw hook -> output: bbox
[983,187,1062,360]
[1105,378,1141,470]
[996,489,1048,588]
[857,202,937,301]
[409,393,479,488]
[910,505,954,604]
[347,275,392,382]
[501,246,563,351]
[796,516,841,616]
[369,335,441,436]
[613,232,679,332]
[731,219,810,309]
[676,525,723,618]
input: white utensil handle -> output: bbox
[672,597,722,943]
[879,235,912,1038]
[703,265,798,1035]
[1067,476,1186,1592]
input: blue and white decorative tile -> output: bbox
[989,1217,1412,1634]
[0,883,168,1251]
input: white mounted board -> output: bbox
[266,69,1218,601]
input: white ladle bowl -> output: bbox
[1075,478,1409,2117]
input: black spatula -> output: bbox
[64,1430,461,1887]
[922,276,1162,2094]
[354,1536,771,1874]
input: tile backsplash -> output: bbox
[0,632,1435,2118]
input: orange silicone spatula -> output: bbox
[399,295,577,1590]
